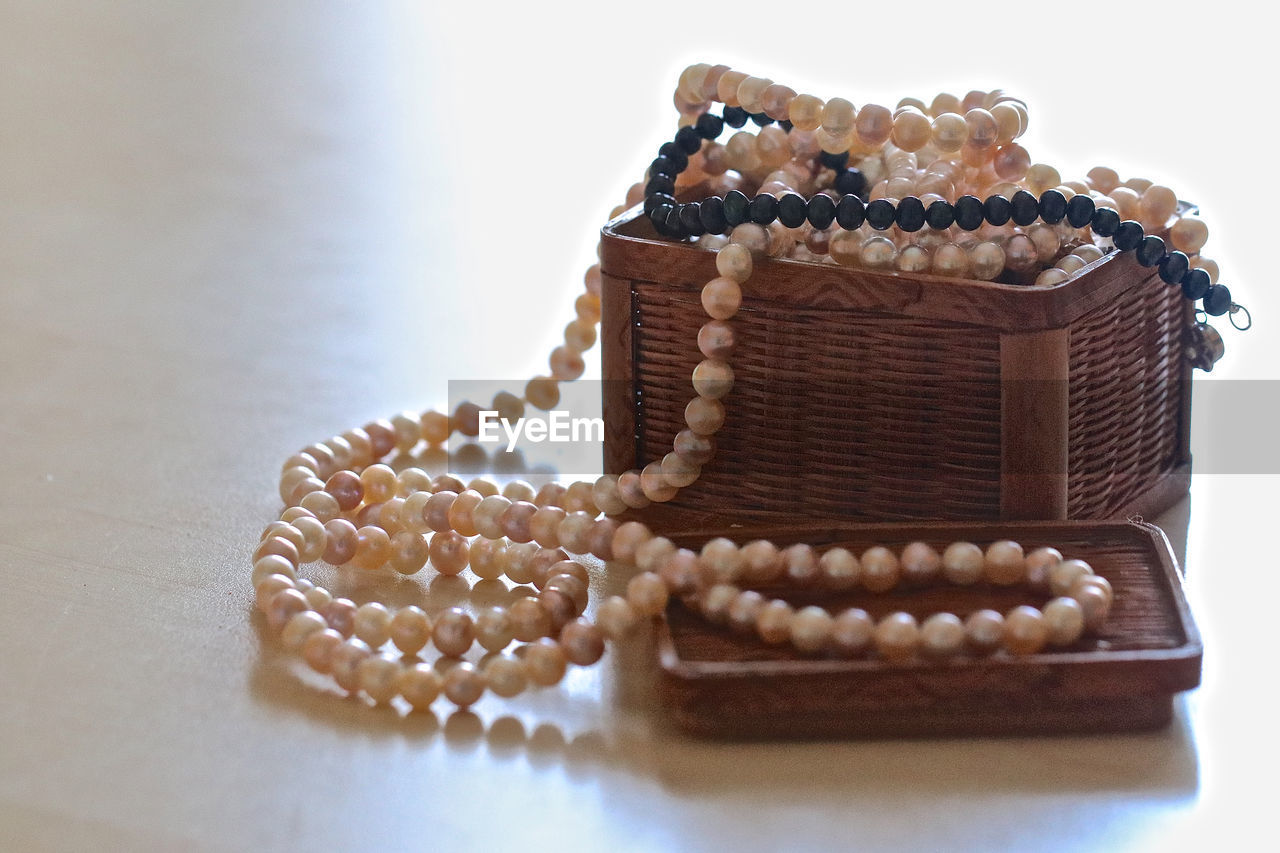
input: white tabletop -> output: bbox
[2,2,1277,851]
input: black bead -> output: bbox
[807,194,836,230]
[1113,220,1144,252]
[750,112,771,126]
[664,204,685,236]
[643,192,676,216]
[723,190,750,227]
[835,194,865,230]
[1038,189,1068,224]
[699,196,727,234]
[925,200,955,230]
[819,150,849,171]
[777,192,808,228]
[649,204,676,237]
[1203,284,1232,316]
[983,195,1012,226]
[748,193,779,225]
[644,175,675,197]
[1091,207,1121,238]
[1136,235,1167,268]
[834,168,867,197]
[649,156,676,179]
[1066,194,1096,228]
[678,202,705,236]
[778,120,793,133]
[657,142,688,173]
[1159,251,1190,285]
[1010,190,1039,226]
[695,112,724,140]
[722,106,748,128]
[674,125,703,155]
[954,195,985,231]
[895,197,926,232]
[1181,267,1211,301]
[865,198,896,231]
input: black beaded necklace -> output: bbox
[642,109,1235,318]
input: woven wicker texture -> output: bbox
[628,267,1187,522]
[634,283,1004,520]
[1067,274,1187,518]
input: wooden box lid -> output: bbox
[651,518,1200,739]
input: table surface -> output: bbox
[3,3,1278,851]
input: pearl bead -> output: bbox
[559,618,605,666]
[485,653,528,699]
[942,541,984,585]
[1002,605,1048,655]
[860,546,900,593]
[818,547,859,589]
[900,542,942,586]
[920,612,966,659]
[821,97,856,138]
[474,605,515,653]
[855,104,892,146]
[932,243,970,277]
[330,639,372,691]
[790,606,835,654]
[353,602,391,648]
[266,588,309,630]
[931,113,967,153]
[357,655,402,704]
[736,76,773,114]
[282,610,327,651]
[626,572,669,617]
[984,540,1025,586]
[969,241,1005,280]
[740,540,783,584]
[830,608,875,657]
[388,530,429,575]
[891,110,932,152]
[1042,597,1086,646]
[522,638,568,687]
[596,596,640,640]
[874,612,920,661]
[1011,548,1058,594]
[1170,217,1208,253]
[1140,185,1178,227]
[389,606,432,655]
[691,359,734,399]
[964,609,1005,654]
[302,628,344,674]
[442,662,486,707]
[788,93,824,130]
[324,598,357,637]
[755,598,794,643]
[1049,558,1094,596]
[429,530,469,576]
[433,607,475,657]
[253,555,296,587]
[715,243,753,283]
[397,664,442,711]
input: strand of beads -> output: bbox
[683,538,1112,659]
[256,437,1116,711]
[641,99,1239,316]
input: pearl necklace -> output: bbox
[247,67,1230,714]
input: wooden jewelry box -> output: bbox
[598,208,1202,737]
[599,208,1193,523]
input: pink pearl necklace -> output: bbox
[247,69,1156,714]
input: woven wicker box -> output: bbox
[599,209,1193,523]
